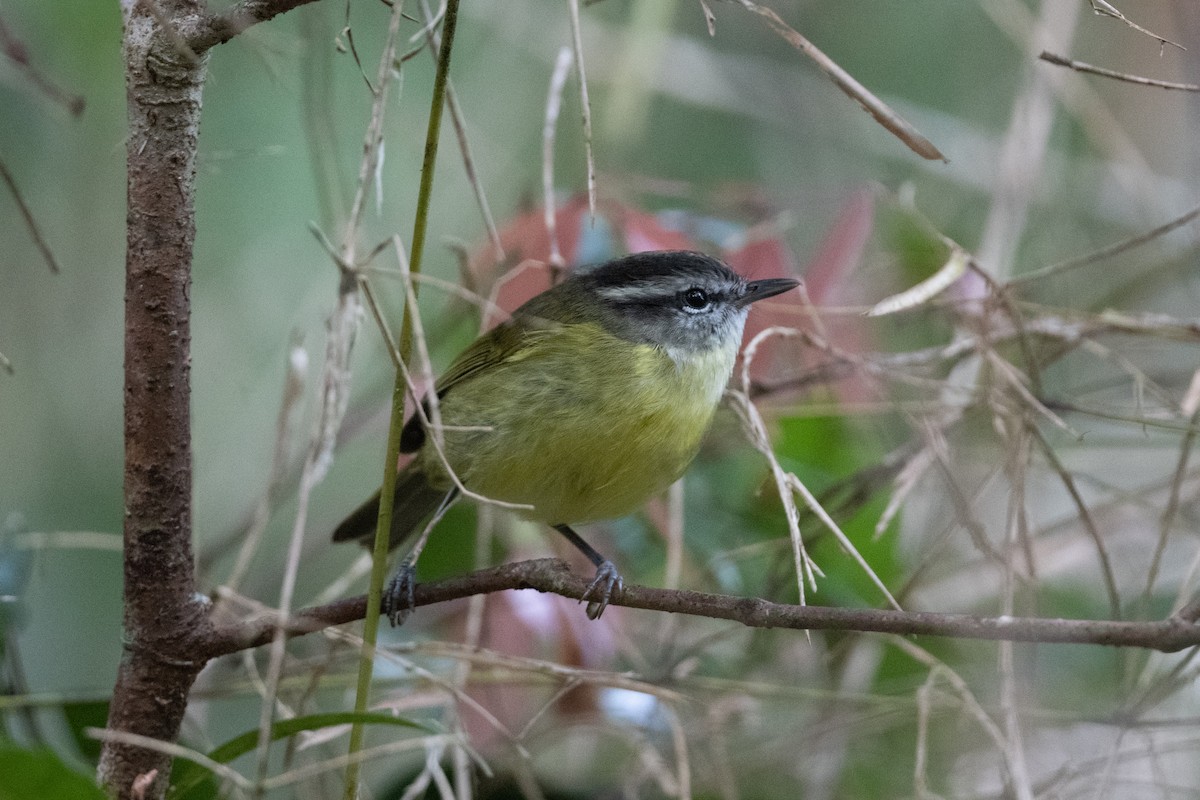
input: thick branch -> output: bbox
[101,3,214,798]
[205,558,1200,657]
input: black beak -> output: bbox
[737,277,799,307]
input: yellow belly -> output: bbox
[416,323,736,525]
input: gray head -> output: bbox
[571,251,797,354]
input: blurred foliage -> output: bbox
[0,747,105,800]
[4,0,1200,798]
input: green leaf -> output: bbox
[775,414,875,484]
[63,701,110,764]
[0,747,106,800]
[170,711,427,800]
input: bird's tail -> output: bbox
[331,466,452,551]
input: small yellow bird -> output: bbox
[333,250,797,622]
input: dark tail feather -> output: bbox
[331,468,451,551]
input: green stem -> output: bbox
[342,1,461,797]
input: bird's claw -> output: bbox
[382,560,417,627]
[581,560,624,620]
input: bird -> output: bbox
[332,249,798,623]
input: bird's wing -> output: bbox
[399,316,556,453]
[435,318,537,393]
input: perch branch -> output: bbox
[204,559,1200,657]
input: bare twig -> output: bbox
[566,0,597,217]
[912,676,936,798]
[892,639,1014,788]
[0,12,85,114]
[0,157,62,274]
[998,421,1034,800]
[92,729,252,794]
[664,705,693,800]
[737,330,901,610]
[1028,427,1121,619]
[1143,400,1200,602]
[727,382,819,606]
[221,340,307,593]
[978,0,1166,219]
[298,5,349,230]
[698,0,716,36]
[1086,1,1184,51]
[543,46,574,270]
[416,0,504,263]
[1012,204,1200,286]
[976,0,1079,283]
[1040,51,1199,91]
[1044,401,1200,436]
[734,0,945,161]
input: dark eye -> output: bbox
[682,287,710,310]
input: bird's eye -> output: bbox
[682,287,710,311]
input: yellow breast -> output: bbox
[418,322,738,525]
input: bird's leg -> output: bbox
[552,524,624,619]
[383,489,459,626]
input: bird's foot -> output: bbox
[581,560,624,620]
[382,559,417,627]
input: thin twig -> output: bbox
[664,480,685,592]
[978,0,1164,220]
[298,5,349,230]
[924,422,1010,569]
[698,0,716,36]
[966,259,1044,398]
[0,13,85,114]
[1044,401,1200,436]
[727,384,818,605]
[912,675,936,798]
[317,624,521,750]
[866,246,968,317]
[90,728,253,794]
[223,340,307,593]
[734,0,945,161]
[0,157,62,274]
[266,735,462,791]
[1028,426,1121,619]
[976,0,1079,283]
[1012,204,1200,286]
[1086,1,1184,51]
[891,640,1012,781]
[566,0,596,217]
[664,704,693,800]
[1143,401,1200,603]
[450,508,493,798]
[998,419,1035,800]
[1040,51,1198,91]
[543,46,574,270]
[411,639,688,704]
[416,0,504,263]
